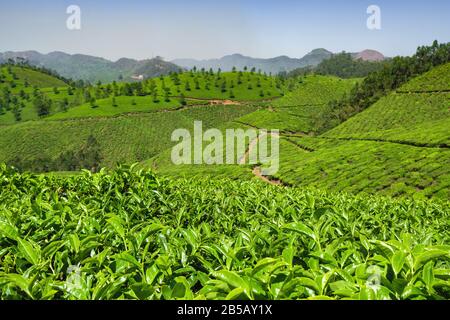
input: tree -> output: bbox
[185,81,191,91]
[33,94,52,117]
[59,98,69,112]
[164,91,170,102]
[112,97,118,107]
[83,89,92,102]
[221,81,227,93]
[229,90,235,99]
[179,93,187,106]
[53,87,59,94]
[90,97,98,108]
[232,66,237,73]
[152,90,159,103]
[12,105,22,122]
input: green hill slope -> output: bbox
[398,62,450,92]
[325,63,450,145]
[0,65,67,89]
[149,64,450,200]
[234,76,359,134]
[0,105,257,171]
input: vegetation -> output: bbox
[326,92,450,140]
[235,76,359,134]
[272,137,450,199]
[322,41,450,132]
[0,66,284,124]
[287,52,387,79]
[0,105,258,171]
[0,165,448,300]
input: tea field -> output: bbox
[0,166,448,300]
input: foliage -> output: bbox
[287,52,386,79]
[321,41,450,132]
[0,165,448,300]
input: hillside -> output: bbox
[0,104,258,172]
[1,47,449,201]
[325,62,450,144]
[287,52,387,79]
[0,65,71,124]
[268,62,450,199]
[0,67,279,125]
[149,62,450,199]
[352,49,385,61]
[235,76,359,134]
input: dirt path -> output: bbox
[185,97,242,105]
[252,167,282,185]
[238,131,283,185]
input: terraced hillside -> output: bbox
[325,62,450,145]
[150,63,449,200]
[267,63,450,199]
[0,104,258,171]
[235,76,359,134]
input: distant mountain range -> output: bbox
[0,49,385,82]
[0,51,182,83]
[172,49,385,74]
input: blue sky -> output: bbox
[0,0,449,61]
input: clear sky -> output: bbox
[0,0,449,61]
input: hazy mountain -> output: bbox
[172,49,333,74]
[1,48,385,82]
[0,51,182,83]
[352,49,385,62]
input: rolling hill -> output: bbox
[0,44,449,201]
[148,61,450,200]
[0,51,182,83]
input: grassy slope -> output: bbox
[0,66,71,125]
[272,136,450,199]
[147,71,284,101]
[326,63,450,144]
[235,76,359,134]
[325,93,450,143]
[273,75,360,107]
[47,96,183,120]
[151,66,450,199]
[399,62,450,92]
[267,63,450,199]
[2,66,67,89]
[0,105,258,167]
